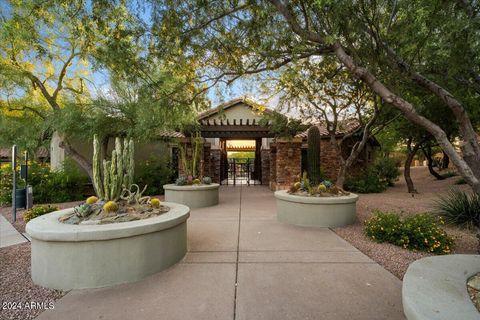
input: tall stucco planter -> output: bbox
[163,183,220,208]
[403,254,480,320]
[274,190,358,227]
[26,202,189,290]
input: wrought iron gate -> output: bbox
[225,158,258,185]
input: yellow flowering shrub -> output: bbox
[365,210,454,255]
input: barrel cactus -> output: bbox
[86,196,98,205]
[150,198,161,208]
[103,201,118,213]
[307,126,321,186]
[317,184,327,193]
[193,178,201,185]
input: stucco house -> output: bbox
[50,97,380,190]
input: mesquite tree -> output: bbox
[155,0,480,195]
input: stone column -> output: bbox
[272,138,302,191]
[261,148,270,186]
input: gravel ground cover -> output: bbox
[0,196,164,320]
[0,202,82,320]
[334,167,478,279]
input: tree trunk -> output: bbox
[332,43,480,195]
[442,151,450,169]
[336,165,347,188]
[422,145,444,180]
[58,137,93,181]
[404,138,421,193]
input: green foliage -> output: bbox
[23,205,59,223]
[0,160,88,206]
[345,171,387,193]
[307,126,321,186]
[259,112,306,139]
[135,156,174,196]
[345,157,400,193]
[228,152,255,159]
[365,211,454,254]
[440,171,458,179]
[455,178,467,185]
[372,157,401,187]
[435,190,480,229]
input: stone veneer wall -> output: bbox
[269,144,277,190]
[319,139,340,181]
[261,149,270,186]
[302,137,371,181]
[210,149,221,183]
[269,139,302,191]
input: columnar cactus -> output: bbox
[92,135,134,201]
[307,125,321,186]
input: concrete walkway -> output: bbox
[0,214,27,248]
[38,186,404,320]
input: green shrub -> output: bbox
[435,189,480,229]
[23,205,59,223]
[455,178,466,185]
[372,157,401,186]
[440,170,458,179]
[365,210,454,254]
[0,160,88,205]
[345,171,387,193]
[135,156,174,196]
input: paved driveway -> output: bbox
[38,186,405,320]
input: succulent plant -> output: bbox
[187,175,194,184]
[193,178,201,185]
[202,176,212,185]
[322,180,333,188]
[150,198,161,208]
[300,171,310,191]
[307,126,322,185]
[86,196,99,205]
[93,135,134,201]
[103,201,118,213]
[294,181,301,189]
[120,184,150,205]
[74,204,93,217]
[175,176,187,186]
[317,184,327,193]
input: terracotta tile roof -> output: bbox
[295,120,360,139]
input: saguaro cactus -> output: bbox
[307,125,321,185]
[92,135,134,201]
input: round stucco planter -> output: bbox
[163,183,220,208]
[274,190,359,228]
[403,254,480,320]
[26,202,190,290]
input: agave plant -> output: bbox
[435,189,480,229]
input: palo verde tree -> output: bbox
[155,0,480,195]
[0,0,206,180]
